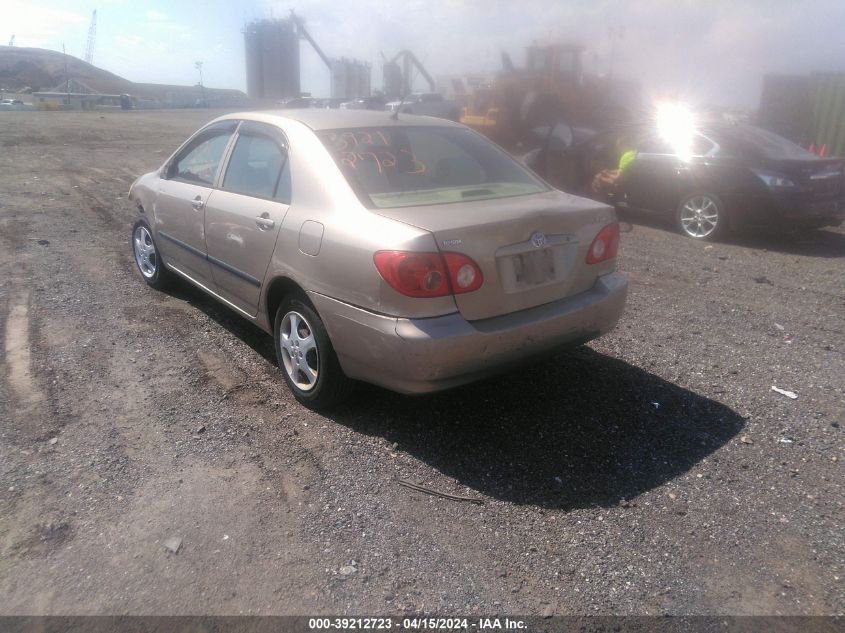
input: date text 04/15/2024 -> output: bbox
[405,619,526,630]
[308,617,527,630]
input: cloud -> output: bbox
[4,1,86,48]
[115,35,147,51]
[142,8,188,34]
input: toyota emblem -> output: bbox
[530,232,548,248]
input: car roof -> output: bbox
[219,109,462,131]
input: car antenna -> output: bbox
[390,92,408,121]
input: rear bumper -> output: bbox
[731,192,845,228]
[774,193,845,222]
[309,272,628,394]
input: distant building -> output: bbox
[32,77,248,110]
[32,79,115,109]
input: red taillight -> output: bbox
[374,251,449,297]
[586,222,620,264]
[442,252,484,293]
[373,251,483,298]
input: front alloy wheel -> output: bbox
[133,224,157,278]
[676,193,727,240]
[131,219,172,289]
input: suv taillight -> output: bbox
[586,223,620,264]
[374,251,484,298]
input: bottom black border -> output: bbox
[0,616,841,633]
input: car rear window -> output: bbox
[317,126,548,208]
[714,125,815,159]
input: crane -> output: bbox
[381,50,435,99]
[8,35,14,47]
[84,10,97,64]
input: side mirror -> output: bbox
[547,122,574,151]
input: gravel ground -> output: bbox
[0,110,842,616]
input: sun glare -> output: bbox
[656,101,696,161]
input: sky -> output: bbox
[5,0,845,108]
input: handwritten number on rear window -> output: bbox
[340,149,426,174]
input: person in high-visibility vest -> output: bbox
[618,147,638,173]
[592,135,637,202]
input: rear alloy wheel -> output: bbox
[676,193,727,241]
[132,219,172,289]
[274,296,352,409]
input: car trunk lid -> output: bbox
[773,157,844,199]
[374,190,617,321]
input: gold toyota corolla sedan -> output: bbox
[129,109,627,408]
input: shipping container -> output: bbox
[758,72,845,157]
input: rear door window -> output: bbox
[222,131,290,202]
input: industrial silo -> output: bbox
[357,61,372,98]
[244,18,300,99]
[244,22,264,99]
[330,59,371,99]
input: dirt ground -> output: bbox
[0,110,842,616]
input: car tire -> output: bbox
[132,219,173,289]
[675,192,728,241]
[274,295,353,409]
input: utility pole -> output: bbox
[195,61,206,107]
[63,43,70,106]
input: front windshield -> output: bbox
[318,126,548,208]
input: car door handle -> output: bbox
[191,195,204,210]
[255,216,275,230]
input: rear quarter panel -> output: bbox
[261,118,458,321]
[686,159,771,224]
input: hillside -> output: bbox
[0,46,246,104]
[0,46,134,93]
